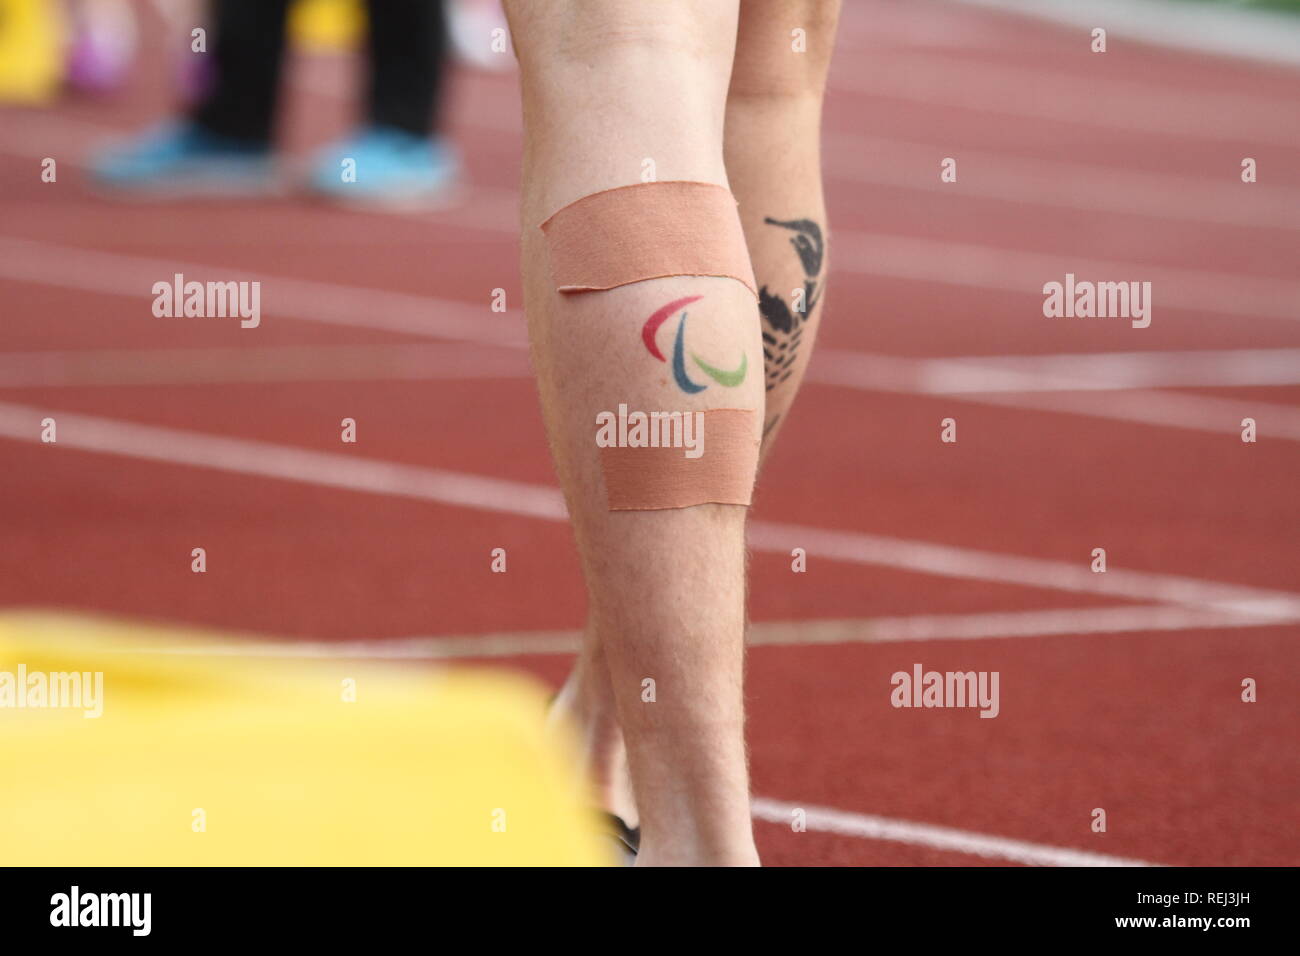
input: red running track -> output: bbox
[1,0,1297,866]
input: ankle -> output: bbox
[635,838,760,867]
[549,659,638,826]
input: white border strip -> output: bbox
[751,797,1157,866]
[824,132,1300,233]
[833,230,1300,321]
[954,0,1300,68]
[0,344,532,388]
[6,343,1300,393]
[0,236,527,349]
[807,350,1300,442]
[128,605,1292,661]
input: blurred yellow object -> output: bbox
[0,612,607,866]
[0,0,65,104]
[289,0,365,52]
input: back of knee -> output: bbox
[507,0,737,76]
[729,0,839,102]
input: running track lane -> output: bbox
[0,0,1296,865]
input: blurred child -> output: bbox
[64,0,137,93]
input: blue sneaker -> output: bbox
[91,122,280,197]
[308,126,459,209]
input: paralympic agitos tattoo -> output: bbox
[759,216,824,392]
[641,295,748,394]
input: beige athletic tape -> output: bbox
[600,408,759,511]
[541,181,758,297]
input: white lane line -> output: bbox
[746,605,1293,646]
[9,342,1299,394]
[825,133,1300,233]
[747,521,1300,620]
[0,400,566,520]
[135,605,1294,662]
[809,348,1300,395]
[834,230,1300,321]
[750,798,1157,866]
[954,0,1300,68]
[965,388,1300,442]
[0,344,532,388]
[832,50,1300,148]
[0,236,528,349]
[147,631,584,661]
[808,350,1300,441]
[894,349,1300,393]
[3,400,1299,618]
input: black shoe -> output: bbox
[603,811,640,864]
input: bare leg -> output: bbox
[727,0,841,457]
[546,0,841,856]
[507,0,761,866]
[545,625,637,828]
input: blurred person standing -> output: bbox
[64,0,138,93]
[94,0,458,206]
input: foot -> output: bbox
[307,126,460,210]
[91,122,280,197]
[546,664,639,831]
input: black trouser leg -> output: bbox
[364,0,449,137]
[192,0,293,146]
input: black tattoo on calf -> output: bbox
[758,216,824,392]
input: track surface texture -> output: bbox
[1,0,1297,867]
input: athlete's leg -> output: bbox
[546,624,636,833]
[506,0,761,866]
[727,0,841,456]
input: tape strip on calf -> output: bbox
[597,408,759,511]
[540,181,758,297]
[545,181,759,510]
